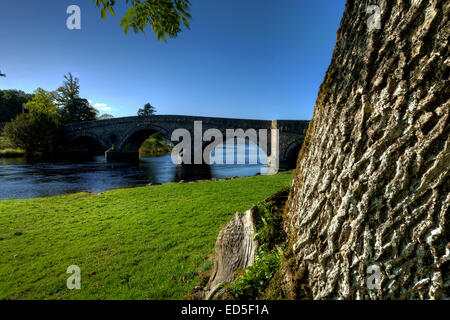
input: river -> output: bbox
[0,146,267,200]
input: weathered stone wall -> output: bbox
[284,0,449,299]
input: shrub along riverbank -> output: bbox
[0,136,25,158]
[0,171,293,299]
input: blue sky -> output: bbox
[0,0,346,120]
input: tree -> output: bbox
[57,73,98,123]
[92,0,192,41]
[0,90,33,122]
[59,98,98,123]
[56,72,80,106]
[137,103,156,117]
[3,88,61,158]
[23,88,58,116]
[3,112,61,157]
[278,0,448,299]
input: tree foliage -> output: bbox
[59,98,98,124]
[137,102,156,116]
[3,112,61,157]
[92,0,192,41]
[3,88,61,157]
[24,88,58,116]
[56,73,80,106]
[57,73,98,124]
[2,73,100,158]
[0,90,33,122]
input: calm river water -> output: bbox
[0,147,267,200]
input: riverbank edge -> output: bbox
[0,149,26,158]
[0,169,283,201]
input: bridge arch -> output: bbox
[117,124,171,153]
[65,133,107,156]
[283,138,304,169]
[200,129,269,166]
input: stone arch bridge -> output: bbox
[63,115,309,170]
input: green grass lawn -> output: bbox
[0,172,293,300]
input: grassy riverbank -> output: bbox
[0,171,293,300]
[0,136,25,158]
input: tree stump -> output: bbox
[203,209,258,300]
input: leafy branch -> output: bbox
[91,0,192,41]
